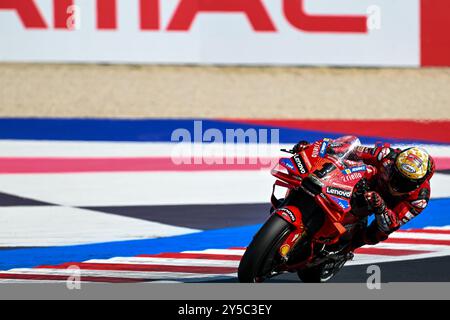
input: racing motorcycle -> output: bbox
[238,136,374,283]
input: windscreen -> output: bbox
[325,136,362,163]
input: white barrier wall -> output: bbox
[0,0,425,66]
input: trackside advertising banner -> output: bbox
[0,0,448,66]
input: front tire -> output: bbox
[238,215,292,283]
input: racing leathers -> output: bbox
[293,140,435,248]
[348,144,434,248]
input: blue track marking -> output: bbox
[0,118,446,145]
[398,198,450,229]
[0,225,260,271]
[0,198,449,271]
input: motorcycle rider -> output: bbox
[292,138,435,250]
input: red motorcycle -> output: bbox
[238,136,375,283]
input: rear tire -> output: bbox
[238,215,291,283]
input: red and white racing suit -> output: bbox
[349,144,434,247]
[293,138,435,248]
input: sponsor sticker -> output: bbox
[311,142,321,158]
[342,165,367,175]
[342,172,363,183]
[330,196,350,210]
[411,199,428,209]
[293,155,307,174]
[401,163,417,174]
[407,153,424,167]
[319,138,331,158]
[405,211,416,220]
[281,158,296,171]
[277,208,296,223]
[326,186,352,199]
[401,211,415,225]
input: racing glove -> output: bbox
[350,179,372,218]
[363,191,400,244]
[375,208,400,234]
[365,191,385,214]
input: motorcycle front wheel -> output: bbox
[238,214,292,283]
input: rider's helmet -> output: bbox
[389,147,434,194]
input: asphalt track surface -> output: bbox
[108,199,449,283]
[1,195,450,283]
[207,256,450,283]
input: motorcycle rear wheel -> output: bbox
[238,214,292,283]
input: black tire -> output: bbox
[238,215,292,283]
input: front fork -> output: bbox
[273,206,308,261]
[273,204,339,271]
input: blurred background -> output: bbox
[0,0,449,283]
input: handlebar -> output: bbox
[280,148,295,154]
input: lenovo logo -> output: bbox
[326,186,352,199]
[0,0,368,33]
[293,155,307,174]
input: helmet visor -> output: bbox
[390,169,420,194]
